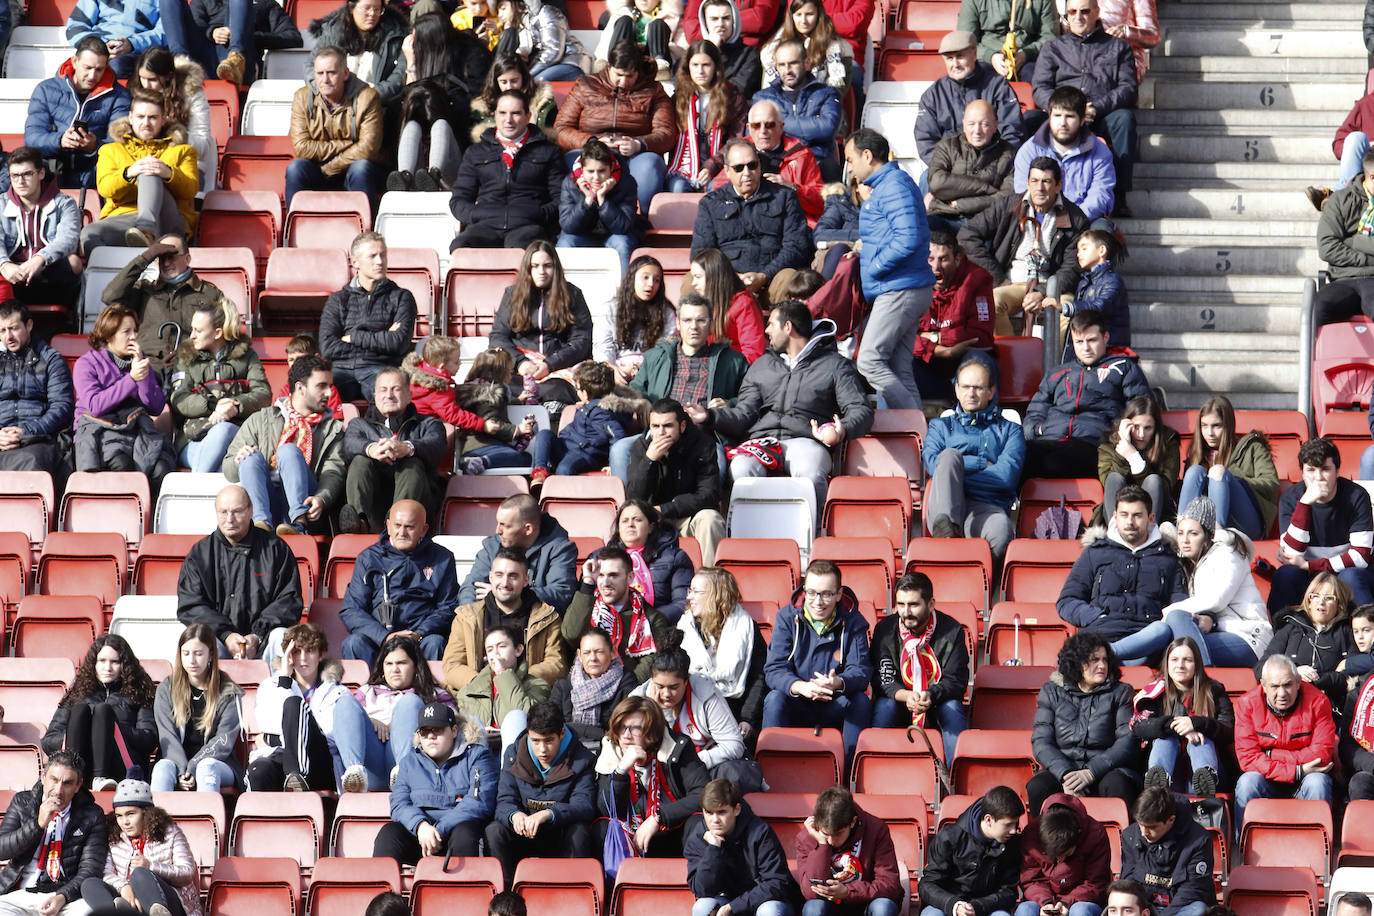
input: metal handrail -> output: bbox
[1297,277,1316,437]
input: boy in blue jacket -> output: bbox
[1063,229,1129,354]
[687,777,799,916]
[557,139,641,273]
[529,361,639,484]
[375,703,497,863]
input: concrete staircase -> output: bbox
[1121,0,1366,410]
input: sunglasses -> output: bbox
[748,120,780,129]
[729,161,762,173]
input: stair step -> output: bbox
[1147,80,1361,110]
[1139,108,1359,129]
[1135,331,1294,350]
[1124,243,1321,275]
[1141,132,1331,164]
[1160,27,1365,57]
[1136,352,1299,394]
[1119,273,1312,295]
[1125,188,1327,220]
[1157,2,1364,20]
[1135,301,1302,334]
[1120,217,1317,237]
[1135,161,1340,180]
[1150,55,1368,77]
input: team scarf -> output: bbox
[273,401,323,468]
[499,127,532,170]
[667,93,722,181]
[593,589,658,658]
[626,545,656,606]
[37,818,63,881]
[899,613,941,726]
[126,835,147,878]
[1352,674,1374,752]
[570,153,623,188]
[666,684,708,751]
[626,757,675,829]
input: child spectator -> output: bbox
[279,334,343,412]
[528,361,637,483]
[919,785,1024,916]
[1017,794,1112,916]
[813,180,860,277]
[1064,229,1129,353]
[686,777,799,916]
[453,0,503,50]
[796,787,903,916]
[491,891,528,916]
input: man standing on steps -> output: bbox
[1312,146,1374,329]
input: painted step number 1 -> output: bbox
[1271,34,1281,54]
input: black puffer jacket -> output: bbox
[1255,610,1356,709]
[1056,523,1188,641]
[488,282,593,373]
[690,178,814,278]
[872,610,970,707]
[451,127,566,235]
[0,784,107,899]
[1031,27,1138,116]
[958,191,1088,294]
[41,681,158,760]
[319,277,417,372]
[176,526,303,643]
[1129,679,1235,746]
[918,799,1021,916]
[1032,671,1137,781]
[342,402,447,470]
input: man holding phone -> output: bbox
[795,787,901,916]
[24,35,131,188]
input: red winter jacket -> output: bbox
[916,258,995,361]
[796,804,903,905]
[1335,92,1374,160]
[724,290,767,362]
[1020,793,1112,907]
[1234,682,1338,783]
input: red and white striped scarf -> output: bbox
[593,589,658,658]
[899,612,941,726]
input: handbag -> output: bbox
[601,781,640,883]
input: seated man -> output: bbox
[959,157,1089,337]
[0,751,108,916]
[957,0,1058,82]
[695,300,872,508]
[911,235,997,403]
[287,46,383,208]
[871,571,970,761]
[339,368,443,534]
[1056,484,1187,665]
[686,777,798,916]
[693,139,814,303]
[1272,436,1374,609]
[65,0,162,79]
[0,149,84,307]
[754,40,844,182]
[177,483,302,660]
[1015,86,1117,222]
[1105,881,1158,916]
[1119,788,1214,916]
[926,100,1016,233]
[919,785,1023,916]
[629,297,749,408]
[444,547,568,689]
[459,493,579,614]
[451,90,565,250]
[487,700,596,889]
[1314,144,1374,328]
[1022,310,1150,479]
[0,301,74,475]
[340,499,460,663]
[375,703,497,863]
[25,37,130,189]
[625,397,727,566]
[1031,0,1138,212]
[796,787,902,916]
[222,354,344,535]
[713,100,824,225]
[915,30,1025,164]
[763,560,872,764]
[454,625,551,746]
[320,234,418,406]
[688,0,763,96]
[560,547,674,684]
[1018,795,1112,916]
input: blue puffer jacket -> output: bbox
[339,533,461,645]
[1024,352,1150,443]
[1013,120,1117,222]
[558,167,639,240]
[66,0,164,52]
[1067,263,1130,349]
[764,586,872,698]
[858,161,935,297]
[24,60,131,188]
[1056,522,1188,641]
[494,726,596,827]
[754,75,843,164]
[0,338,74,440]
[922,402,1024,510]
[391,719,498,838]
[557,397,632,467]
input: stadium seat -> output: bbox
[0,471,52,565]
[539,475,625,539]
[851,727,942,800]
[557,246,622,329]
[219,135,295,200]
[22,0,77,27]
[154,790,225,891]
[50,334,91,376]
[1000,539,1081,603]
[1313,318,1374,418]
[994,336,1045,408]
[229,792,324,865]
[444,248,524,336]
[679,536,703,570]
[262,48,313,78]
[645,193,703,245]
[822,476,911,559]
[375,191,461,273]
[741,600,780,642]
[1015,478,1104,539]
[81,246,141,332]
[0,657,74,725]
[1224,865,1319,916]
[60,471,150,556]
[940,600,981,661]
[969,665,1054,730]
[0,531,27,617]
[571,537,606,569]
[809,537,896,609]
[36,531,126,608]
[109,595,181,661]
[856,792,928,871]
[985,602,1071,667]
[512,858,602,916]
[1319,409,1370,478]
[259,247,350,323]
[241,80,300,135]
[289,0,338,27]
[728,478,817,556]
[410,856,503,916]
[1240,798,1332,881]
[208,857,299,916]
[305,858,401,916]
[840,436,924,510]
[328,791,392,858]
[322,534,376,599]
[745,791,815,853]
[860,80,931,169]
[440,475,530,535]
[1235,410,1307,481]
[715,539,801,604]
[950,729,1035,798]
[200,191,281,275]
[13,594,104,663]
[896,0,958,30]
[432,534,487,585]
[153,473,229,535]
[3,33,66,78]
[904,537,992,609]
[283,190,372,250]
[755,727,844,793]
[202,78,240,155]
[630,246,693,300]
[611,857,693,916]
[1076,796,1128,872]
[0,744,42,789]
[387,247,441,338]
[1338,801,1374,868]
[279,534,319,603]
[188,248,257,330]
[878,47,945,80]
[864,407,928,486]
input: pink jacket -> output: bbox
[352,683,455,724]
[103,824,201,916]
[1095,0,1158,80]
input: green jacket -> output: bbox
[454,663,550,726]
[102,253,237,372]
[221,399,346,512]
[957,0,1059,65]
[631,339,749,407]
[1092,425,1181,526]
[1317,175,1374,281]
[169,337,271,451]
[1226,431,1280,536]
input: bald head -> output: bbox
[215,485,253,544]
[387,499,428,552]
[962,100,998,149]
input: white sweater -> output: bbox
[1162,526,1273,658]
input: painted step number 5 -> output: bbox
[1215,251,1232,272]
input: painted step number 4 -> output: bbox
[1215,251,1232,273]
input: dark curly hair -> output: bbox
[1055,630,1120,687]
[365,633,443,703]
[106,804,175,844]
[612,256,671,353]
[62,634,156,709]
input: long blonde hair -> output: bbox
[171,623,233,737]
[693,566,741,649]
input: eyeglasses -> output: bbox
[8,170,37,181]
[748,120,779,130]
[729,161,762,173]
[619,724,646,735]
[804,589,838,601]
[417,727,446,737]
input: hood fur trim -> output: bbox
[1080,523,1177,551]
[173,55,205,95]
[108,116,189,147]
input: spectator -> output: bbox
[286,46,384,208]
[814,180,860,274]
[1315,146,1374,327]
[761,0,852,91]
[914,30,1024,165]
[1057,485,1187,665]
[1272,437,1374,609]
[66,0,163,80]
[126,47,215,192]
[1017,795,1112,916]
[678,566,766,736]
[724,99,826,225]
[844,127,934,411]
[443,547,569,689]
[922,352,1021,557]
[305,0,410,106]
[458,493,579,612]
[489,893,527,916]
[493,0,592,81]
[222,354,344,536]
[626,398,727,566]
[558,138,641,274]
[1334,896,1374,916]
[278,334,344,412]
[550,627,640,749]
[72,303,177,479]
[596,0,683,75]
[1177,396,1279,542]
[1065,228,1129,352]
[25,37,131,189]
[187,0,304,86]
[1103,883,1155,916]
[0,149,83,308]
[1032,0,1139,210]
[150,626,245,794]
[0,301,74,476]
[689,249,769,363]
[755,39,844,182]
[698,300,872,507]
[1233,654,1337,836]
[487,700,597,888]
[175,484,302,660]
[1026,631,1141,815]
[452,89,565,250]
[956,0,1058,81]
[0,751,108,916]
[1132,636,1232,796]
[605,499,694,625]
[79,779,199,916]
[1342,632,1374,800]
[1097,0,1157,82]
[693,0,764,101]
[170,301,271,474]
[1094,395,1179,527]
[594,695,709,858]
[1160,495,1273,668]
[42,636,156,792]
[562,547,675,683]
[454,625,551,754]
[686,777,798,916]
[796,787,902,916]
[1305,91,1374,213]
[1022,310,1150,479]
[599,256,677,383]
[340,368,445,533]
[926,100,1016,234]
[81,90,198,255]
[871,571,971,762]
[912,234,996,401]
[319,235,418,404]
[1118,789,1214,916]
[1255,571,1357,710]
[1014,86,1116,222]
[468,52,559,142]
[389,14,486,191]
[667,39,748,192]
[527,362,634,483]
[686,0,777,50]
[376,702,497,861]
[959,157,1088,337]
[628,294,751,413]
[763,560,872,763]
[919,785,1023,916]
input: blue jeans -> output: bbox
[150,756,237,792]
[1340,131,1371,189]
[1148,735,1221,792]
[1360,442,1374,481]
[666,173,697,193]
[1269,563,1374,614]
[1172,905,1207,916]
[923,907,1008,916]
[1158,608,1259,667]
[331,691,425,789]
[763,690,871,766]
[466,443,533,469]
[696,897,793,916]
[1108,613,1187,666]
[342,630,447,664]
[809,899,900,916]
[559,231,634,274]
[871,696,966,763]
[531,61,585,81]
[531,429,602,475]
[1233,771,1333,840]
[331,365,385,403]
[1092,107,1136,193]
[1016,902,1100,916]
[160,0,252,73]
[180,421,240,473]
[1179,465,1264,541]
[237,443,316,526]
[285,157,384,209]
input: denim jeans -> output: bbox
[696,898,794,916]
[808,899,900,916]
[237,443,316,526]
[466,443,533,469]
[559,230,634,275]
[856,286,931,410]
[763,690,871,766]
[180,421,240,473]
[1178,465,1264,541]
[331,364,385,404]
[1104,471,1170,525]
[531,61,585,81]
[1016,902,1100,916]
[1092,107,1136,194]
[150,756,238,793]
[1340,131,1371,189]
[871,695,966,763]
[1108,616,1177,666]
[160,0,252,72]
[531,429,602,475]
[922,907,1008,916]
[1157,608,1259,667]
[666,173,698,193]
[1269,563,1374,615]
[1233,771,1333,839]
[330,691,424,789]
[1148,735,1221,792]
[1360,442,1374,482]
[342,630,447,664]
[285,157,384,208]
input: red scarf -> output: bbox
[667,92,722,180]
[899,613,941,726]
[37,821,63,882]
[570,153,623,187]
[1353,674,1374,752]
[668,685,707,751]
[593,589,658,658]
[499,128,531,169]
[126,836,147,877]
[274,402,324,468]
[626,759,675,829]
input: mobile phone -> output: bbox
[72,119,89,131]
[809,879,828,886]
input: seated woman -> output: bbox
[494,0,591,81]
[72,304,178,479]
[1177,395,1279,542]
[665,40,746,193]
[595,694,709,858]
[688,248,766,363]
[550,627,639,750]
[127,47,216,193]
[678,566,766,739]
[80,779,201,916]
[1160,496,1273,668]
[306,0,411,106]
[558,138,642,273]
[42,635,158,792]
[1027,631,1141,816]
[151,624,246,793]
[1094,395,1180,527]
[171,300,271,474]
[606,499,694,625]
[469,52,558,142]
[760,0,851,91]
[554,40,678,219]
[1340,606,1374,800]
[1255,570,1357,710]
[596,255,676,384]
[1131,636,1233,797]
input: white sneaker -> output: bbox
[389,765,399,789]
[92,777,117,792]
[341,764,369,793]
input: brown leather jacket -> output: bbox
[289,74,382,176]
[554,66,678,154]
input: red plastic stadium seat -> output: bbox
[218,136,294,200]
[1224,866,1319,916]
[133,534,204,596]
[322,534,376,600]
[645,193,703,246]
[993,337,1044,407]
[410,856,503,916]
[155,791,225,891]
[13,596,103,663]
[50,335,90,378]
[969,666,1053,730]
[856,408,928,507]
[741,600,779,643]
[897,0,957,27]
[59,471,149,562]
[444,249,524,337]
[25,0,80,25]
[539,475,625,539]
[571,536,605,569]
[200,191,281,275]
[823,477,911,558]
[1319,409,1370,478]
[208,857,299,916]
[0,471,52,569]
[715,539,801,604]
[188,247,256,330]
[387,247,441,339]
[630,247,693,300]
[563,0,600,27]
[809,537,896,609]
[329,792,393,858]
[250,338,292,397]
[229,792,324,865]
[745,792,815,853]
[855,793,928,871]
[36,532,126,613]
[904,537,992,609]
[950,729,1035,798]
[284,191,372,249]
[1015,478,1104,539]
[1000,539,1080,603]
[611,858,693,916]
[259,248,350,324]
[0,657,74,729]
[512,858,602,916]
[0,531,28,620]
[0,745,42,789]
[1339,800,1374,867]
[279,534,319,603]
[755,727,844,794]
[851,727,942,801]
[985,602,1071,667]
[878,49,946,80]
[440,475,530,536]
[288,0,338,26]
[1313,318,1374,417]
[305,858,400,916]
[1239,798,1332,881]
[202,79,240,155]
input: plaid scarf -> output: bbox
[899,612,941,726]
[274,402,323,468]
[569,654,626,724]
[593,589,658,658]
[499,128,531,170]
